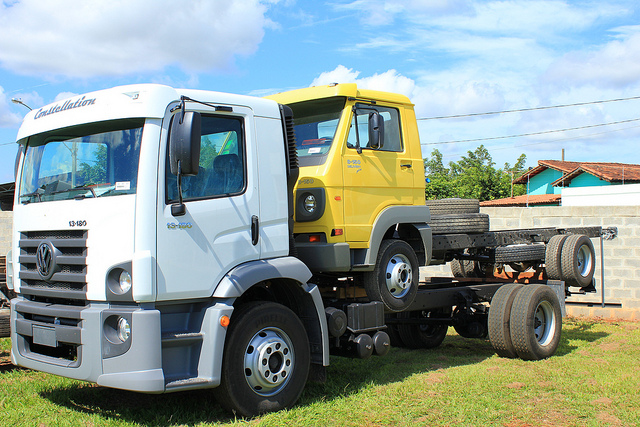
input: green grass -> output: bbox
[1,318,639,426]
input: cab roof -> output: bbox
[265,83,413,106]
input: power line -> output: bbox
[421,117,640,146]
[437,122,640,159]
[417,95,640,121]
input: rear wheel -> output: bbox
[488,284,522,358]
[397,309,449,349]
[451,259,481,278]
[509,284,562,360]
[364,239,419,312]
[213,302,310,417]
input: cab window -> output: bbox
[347,105,403,152]
[166,114,245,203]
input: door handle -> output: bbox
[251,215,259,246]
[400,163,412,169]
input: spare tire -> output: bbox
[545,235,567,280]
[494,244,546,263]
[560,234,595,288]
[426,198,480,215]
[0,308,9,338]
[429,213,490,235]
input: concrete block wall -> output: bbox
[421,206,640,321]
[0,212,12,256]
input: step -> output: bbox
[165,376,211,390]
[161,331,203,348]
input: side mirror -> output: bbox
[169,111,201,216]
[169,111,202,176]
[368,111,384,150]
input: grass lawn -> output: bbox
[0,317,638,426]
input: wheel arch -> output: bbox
[213,257,329,366]
[364,205,432,267]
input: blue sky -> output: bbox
[1,0,640,184]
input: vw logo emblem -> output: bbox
[36,241,56,281]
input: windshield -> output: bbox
[288,97,345,167]
[19,119,144,204]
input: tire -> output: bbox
[0,308,9,338]
[426,198,479,215]
[364,239,419,312]
[488,284,523,358]
[384,314,405,347]
[452,306,488,339]
[509,284,562,360]
[545,235,567,280]
[213,302,310,417]
[397,309,449,349]
[429,213,489,235]
[494,244,546,263]
[450,259,479,278]
[560,234,596,288]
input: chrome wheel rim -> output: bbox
[534,300,556,346]
[385,253,412,299]
[244,327,294,396]
[576,244,593,277]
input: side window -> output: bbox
[346,105,403,152]
[166,114,245,202]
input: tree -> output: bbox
[79,144,107,185]
[423,145,527,201]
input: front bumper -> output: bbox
[11,297,165,392]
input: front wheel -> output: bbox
[213,301,310,417]
[364,239,419,312]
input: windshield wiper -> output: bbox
[49,184,97,199]
[20,191,43,204]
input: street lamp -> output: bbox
[11,98,32,111]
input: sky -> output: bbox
[1,0,640,184]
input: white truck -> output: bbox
[7,84,603,416]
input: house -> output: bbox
[480,160,640,207]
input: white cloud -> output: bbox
[310,66,415,98]
[0,87,24,128]
[0,0,274,78]
[332,0,473,26]
[544,29,640,89]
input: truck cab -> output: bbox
[9,84,327,415]
[267,84,431,274]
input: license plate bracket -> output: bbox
[33,325,57,347]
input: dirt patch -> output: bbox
[536,381,553,388]
[591,397,613,406]
[596,411,622,425]
[597,342,620,352]
[506,382,526,389]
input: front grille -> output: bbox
[19,230,88,301]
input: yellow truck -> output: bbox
[8,83,607,416]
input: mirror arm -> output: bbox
[352,106,362,154]
[171,160,186,216]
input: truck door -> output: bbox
[342,104,415,243]
[156,106,260,301]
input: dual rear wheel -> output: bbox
[488,284,562,360]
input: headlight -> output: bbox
[303,194,317,213]
[296,188,325,222]
[117,316,131,342]
[118,270,132,294]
